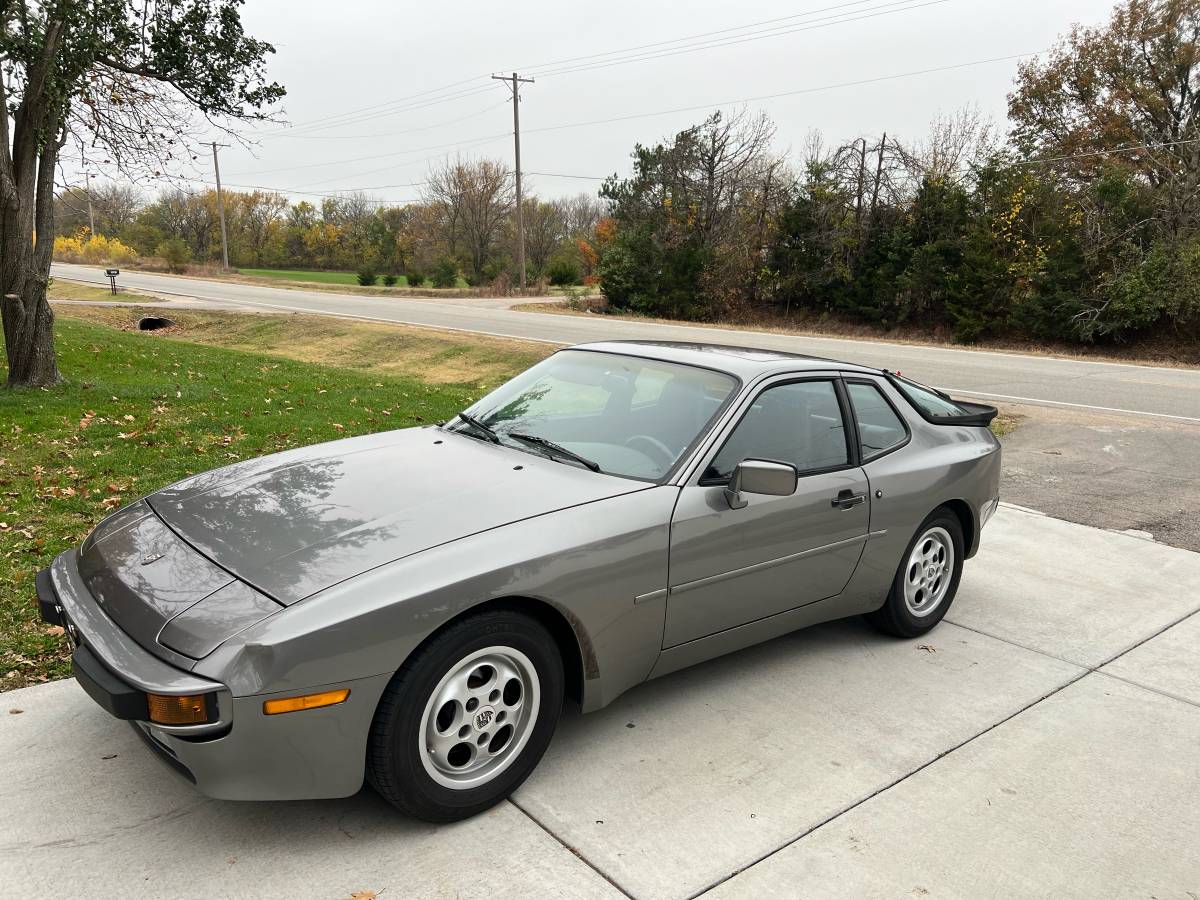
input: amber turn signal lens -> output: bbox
[146,692,212,726]
[263,688,350,715]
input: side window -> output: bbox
[847,382,908,461]
[704,380,849,482]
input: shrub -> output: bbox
[405,269,424,287]
[155,237,192,274]
[490,271,513,295]
[53,235,86,262]
[382,273,398,287]
[546,257,581,286]
[356,266,378,286]
[53,232,137,265]
[431,257,458,288]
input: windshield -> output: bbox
[446,350,739,480]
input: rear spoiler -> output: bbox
[941,400,999,428]
[882,372,999,427]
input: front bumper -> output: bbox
[38,550,390,800]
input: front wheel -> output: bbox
[367,609,564,822]
[867,509,964,638]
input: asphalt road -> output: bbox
[51,262,1200,424]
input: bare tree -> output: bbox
[893,105,998,188]
[554,192,605,237]
[423,156,514,278]
[53,181,143,235]
[518,198,566,277]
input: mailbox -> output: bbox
[105,268,120,277]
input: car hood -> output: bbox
[146,426,645,604]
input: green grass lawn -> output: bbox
[238,267,368,285]
[237,267,473,290]
[0,312,545,690]
[48,279,165,304]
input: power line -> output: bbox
[523,52,1041,138]
[231,49,1024,185]
[532,0,950,79]
[514,0,887,75]
[225,131,511,179]
[253,0,944,139]
[269,74,492,132]
[1014,138,1200,167]
[268,83,503,137]
[256,101,509,141]
[302,134,510,189]
[207,52,1041,196]
[526,171,607,181]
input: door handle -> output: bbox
[831,490,866,509]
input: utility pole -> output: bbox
[211,142,230,270]
[492,72,534,289]
[84,172,96,235]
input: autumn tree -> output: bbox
[599,109,782,318]
[1,0,283,387]
[423,156,513,279]
[1009,0,1200,231]
[1009,0,1200,336]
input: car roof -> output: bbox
[567,340,883,380]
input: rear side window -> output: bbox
[891,375,970,418]
[847,382,907,461]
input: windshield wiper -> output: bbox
[509,433,601,472]
[453,412,500,444]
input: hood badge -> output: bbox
[140,553,165,566]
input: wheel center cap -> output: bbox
[474,706,496,730]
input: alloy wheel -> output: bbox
[418,646,541,790]
[903,525,954,618]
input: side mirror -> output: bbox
[724,459,798,509]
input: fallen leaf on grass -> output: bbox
[45,625,65,637]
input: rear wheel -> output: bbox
[867,508,964,638]
[367,609,563,822]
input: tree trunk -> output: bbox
[3,286,59,387]
[2,150,63,387]
[1,19,64,388]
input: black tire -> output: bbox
[366,609,564,822]
[866,507,964,638]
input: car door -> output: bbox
[664,375,870,647]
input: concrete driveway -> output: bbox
[3,505,1199,899]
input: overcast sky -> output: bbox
[109,0,1115,204]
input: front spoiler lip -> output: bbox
[38,550,232,737]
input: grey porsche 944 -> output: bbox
[39,340,1000,821]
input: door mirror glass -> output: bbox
[725,459,798,509]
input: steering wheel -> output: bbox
[624,434,675,469]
